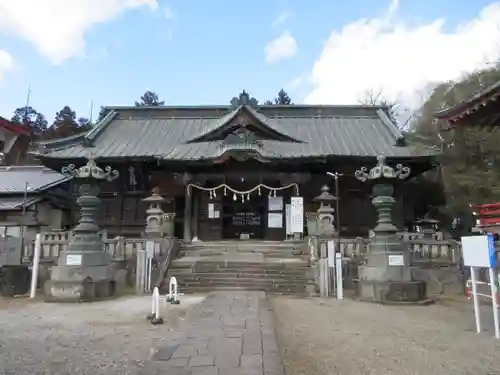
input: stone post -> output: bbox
[48,157,119,302]
[355,155,427,303]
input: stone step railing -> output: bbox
[309,235,461,264]
[21,231,169,263]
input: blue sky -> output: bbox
[0,0,499,123]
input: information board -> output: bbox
[461,235,497,268]
[290,197,304,233]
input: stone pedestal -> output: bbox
[357,235,426,303]
[49,251,116,301]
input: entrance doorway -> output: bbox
[222,194,266,239]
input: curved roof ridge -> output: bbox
[185,105,301,143]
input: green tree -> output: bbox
[97,106,111,122]
[412,67,500,222]
[135,90,165,106]
[10,106,48,135]
[264,89,293,105]
[44,106,87,139]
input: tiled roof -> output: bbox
[0,196,42,211]
[435,80,500,122]
[36,104,436,161]
[0,166,70,193]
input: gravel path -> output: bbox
[272,296,500,375]
[0,295,205,375]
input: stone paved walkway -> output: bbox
[143,291,284,375]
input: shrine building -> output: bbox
[35,91,437,241]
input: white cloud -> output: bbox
[264,31,298,64]
[164,5,174,20]
[272,11,290,29]
[0,0,158,65]
[0,50,13,83]
[305,0,500,111]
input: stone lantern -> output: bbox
[415,214,439,240]
[354,155,427,304]
[49,157,119,302]
[313,185,338,237]
[143,187,165,238]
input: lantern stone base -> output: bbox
[357,252,428,304]
[46,251,116,302]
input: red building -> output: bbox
[0,116,32,165]
[436,80,500,233]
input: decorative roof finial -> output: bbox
[239,90,250,105]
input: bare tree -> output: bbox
[358,87,410,129]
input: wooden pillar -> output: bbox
[183,173,192,242]
[192,193,200,241]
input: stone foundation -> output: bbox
[357,279,427,303]
[47,253,116,302]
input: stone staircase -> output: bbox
[163,240,313,295]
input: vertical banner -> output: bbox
[290,197,304,233]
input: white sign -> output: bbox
[208,203,215,219]
[146,241,155,258]
[290,197,304,233]
[285,204,292,235]
[388,254,404,266]
[268,197,283,211]
[66,254,82,266]
[461,235,496,268]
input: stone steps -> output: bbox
[165,240,312,295]
[178,240,307,259]
[171,285,310,295]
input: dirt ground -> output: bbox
[0,295,205,375]
[271,295,500,375]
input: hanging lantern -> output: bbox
[224,186,227,196]
[258,186,261,195]
[273,190,277,197]
[247,193,250,200]
[209,190,213,199]
[213,190,217,198]
[233,193,237,201]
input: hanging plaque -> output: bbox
[268,212,283,228]
[290,197,304,233]
[268,196,283,211]
[208,203,215,219]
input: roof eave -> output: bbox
[435,80,500,121]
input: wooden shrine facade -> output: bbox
[35,92,438,240]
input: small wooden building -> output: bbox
[35,92,437,240]
[0,165,71,238]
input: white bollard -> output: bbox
[167,277,181,304]
[150,286,163,325]
[29,233,42,299]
